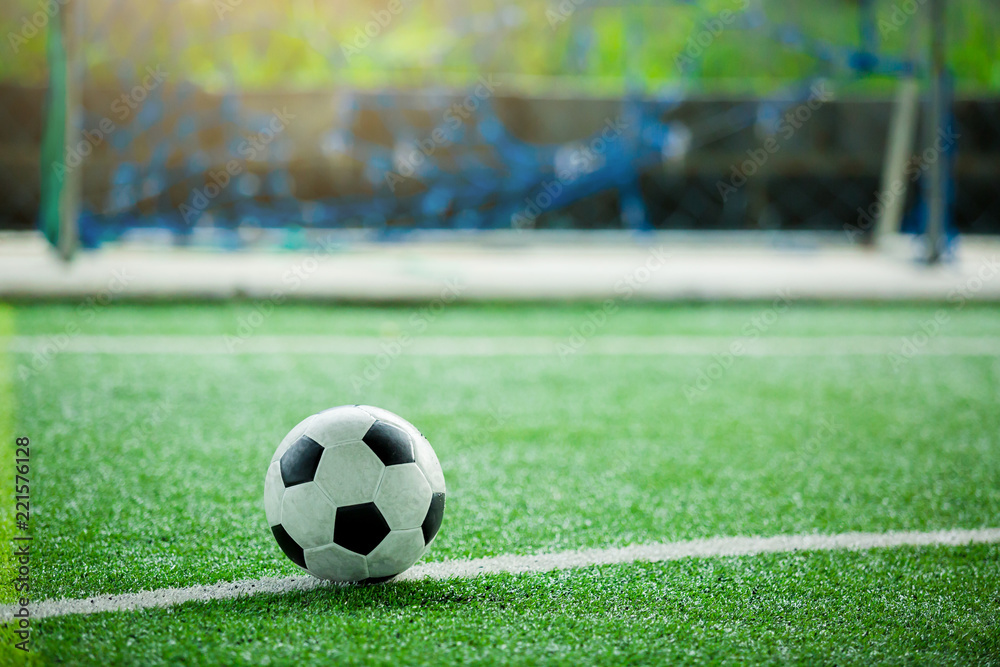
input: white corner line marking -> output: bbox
[5,527,998,622]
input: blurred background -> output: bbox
[0,0,999,298]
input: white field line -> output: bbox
[4,527,998,622]
[4,335,1000,356]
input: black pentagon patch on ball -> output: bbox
[422,492,446,545]
[271,524,306,569]
[279,435,324,488]
[334,502,391,555]
[362,421,414,466]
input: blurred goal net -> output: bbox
[2,0,997,256]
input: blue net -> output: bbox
[15,0,995,248]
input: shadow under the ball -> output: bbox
[243,576,498,614]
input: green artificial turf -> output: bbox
[4,302,999,664]
[12,301,1000,337]
[35,545,1000,666]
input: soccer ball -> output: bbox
[263,405,445,583]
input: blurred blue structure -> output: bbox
[54,0,954,250]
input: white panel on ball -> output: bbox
[357,405,420,437]
[374,463,432,530]
[280,483,338,549]
[358,405,445,494]
[304,542,369,581]
[314,441,385,506]
[413,438,446,494]
[306,406,376,446]
[358,405,420,435]
[263,461,284,526]
[366,528,426,578]
[271,414,315,463]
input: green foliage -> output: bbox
[1,0,997,92]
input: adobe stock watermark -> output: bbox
[213,0,245,18]
[802,416,840,456]
[556,246,671,358]
[7,0,68,54]
[179,107,296,225]
[844,126,959,243]
[14,270,134,380]
[717,81,833,202]
[122,399,172,452]
[512,116,629,231]
[467,404,512,448]
[674,0,751,73]
[546,0,591,29]
[384,76,501,192]
[889,255,1000,371]
[878,0,928,36]
[683,289,796,401]
[350,279,467,391]
[52,66,169,179]
[223,233,343,353]
[338,0,415,63]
